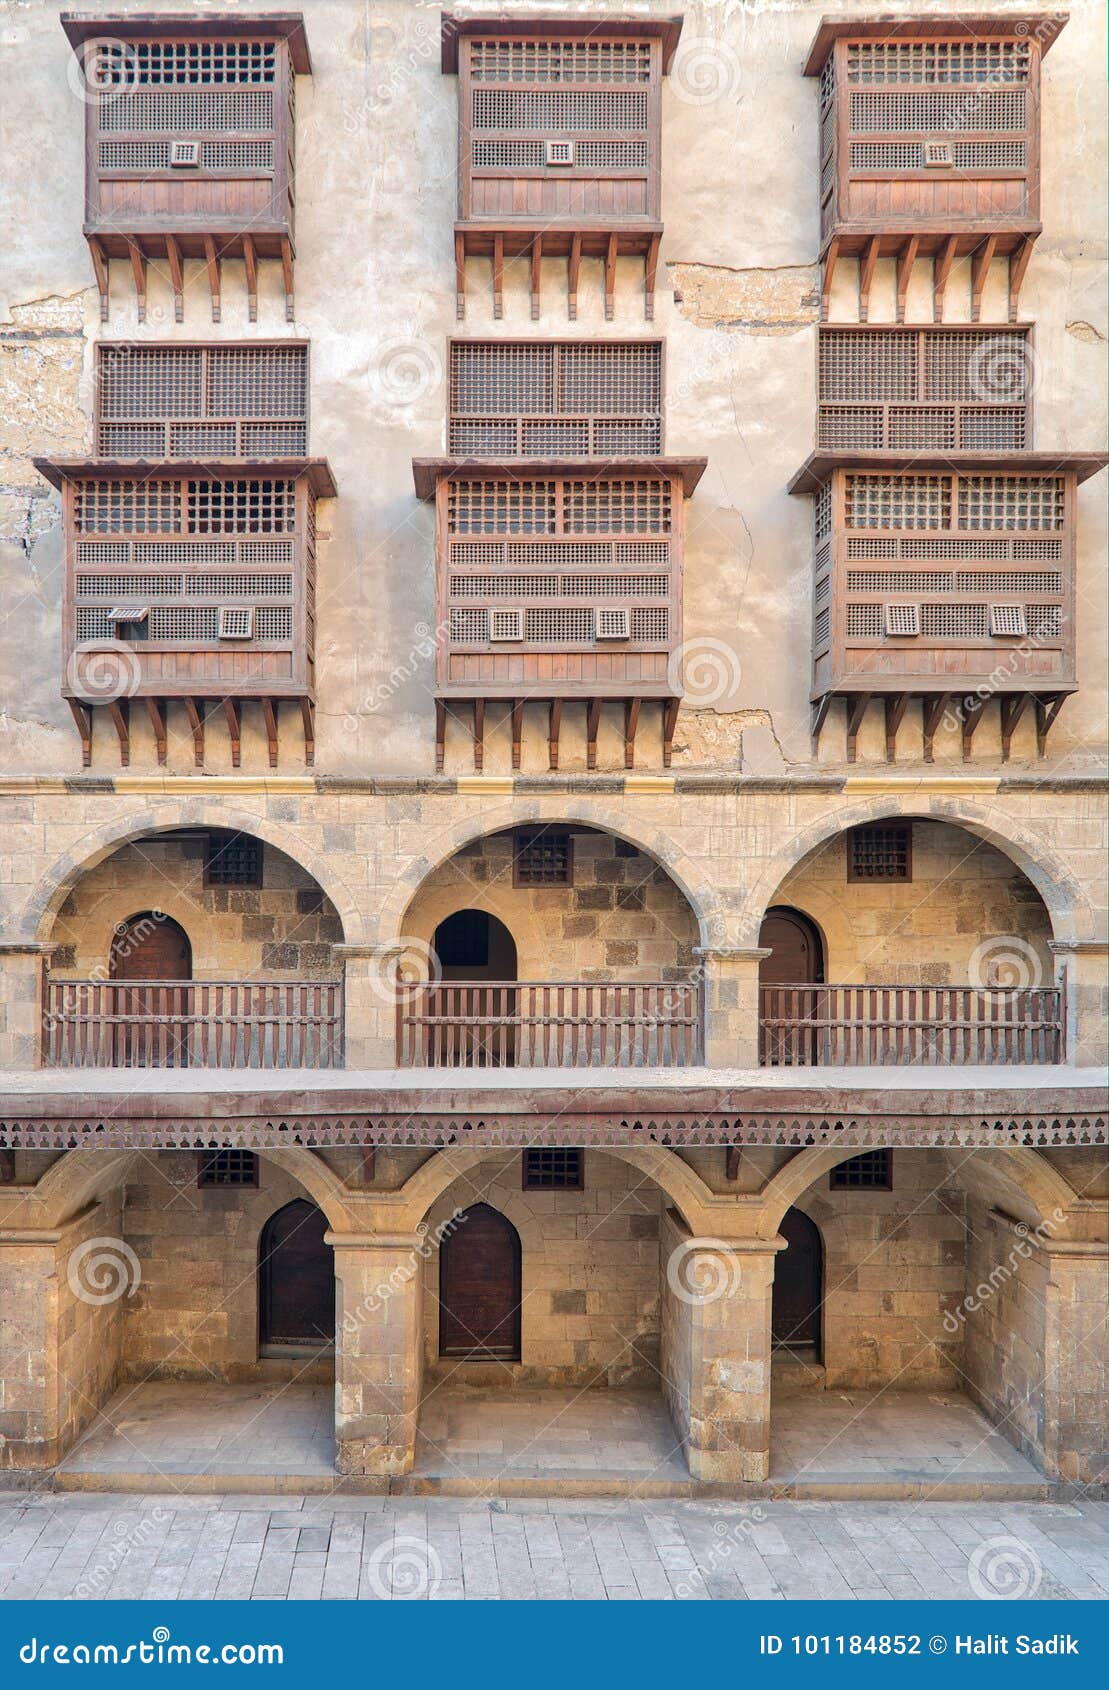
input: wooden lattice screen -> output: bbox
[95,343,309,457]
[448,339,662,456]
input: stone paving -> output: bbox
[0,1494,1107,1601]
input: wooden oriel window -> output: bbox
[96,343,309,458]
[513,829,573,886]
[198,1149,259,1187]
[523,1148,584,1190]
[830,1150,893,1191]
[848,825,912,882]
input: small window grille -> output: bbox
[883,603,920,637]
[523,1148,583,1190]
[489,607,524,641]
[990,605,1027,637]
[218,606,254,640]
[514,829,573,887]
[198,1149,259,1188]
[170,139,199,167]
[830,1151,892,1191]
[595,607,630,640]
[205,831,263,888]
[545,139,574,166]
[848,825,912,882]
[923,139,953,167]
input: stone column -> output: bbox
[694,946,771,1068]
[1050,941,1108,1068]
[1040,1242,1109,1486]
[0,943,53,1070]
[0,1230,60,1469]
[659,1209,782,1481]
[329,1233,424,1476]
[332,944,408,1069]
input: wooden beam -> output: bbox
[472,698,485,772]
[164,234,184,324]
[845,694,869,763]
[567,233,581,320]
[359,1147,376,1186]
[1008,235,1035,323]
[548,699,562,771]
[67,698,92,767]
[144,697,167,765]
[932,235,957,323]
[261,698,279,769]
[820,237,840,321]
[810,693,832,752]
[280,234,294,322]
[921,692,950,764]
[1034,693,1066,757]
[88,236,109,322]
[222,698,241,767]
[530,234,543,321]
[0,1149,14,1183]
[492,233,504,321]
[300,697,315,766]
[510,698,524,770]
[725,1146,742,1182]
[106,698,130,767]
[435,698,447,773]
[183,697,205,767]
[644,233,660,321]
[623,697,641,770]
[858,235,880,323]
[604,233,618,321]
[454,230,466,320]
[126,241,147,322]
[243,234,258,322]
[960,693,988,762]
[970,233,998,324]
[895,234,919,324]
[662,697,679,767]
[883,693,908,762]
[999,693,1030,761]
[203,235,222,323]
[585,697,601,771]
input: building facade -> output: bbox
[0,2,1105,1497]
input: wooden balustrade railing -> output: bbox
[395,980,703,1068]
[43,979,344,1069]
[759,984,1065,1067]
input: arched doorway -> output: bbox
[772,1207,824,1358]
[259,1199,335,1354]
[438,1203,522,1361]
[109,912,192,980]
[108,912,192,1067]
[431,910,518,1065]
[759,906,825,1065]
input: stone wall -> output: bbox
[403,827,700,982]
[422,1151,663,1385]
[962,1202,1051,1470]
[49,838,343,980]
[53,1197,127,1457]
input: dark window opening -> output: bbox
[434,908,491,968]
[514,828,574,886]
[848,824,912,882]
[198,1149,259,1187]
[831,1150,893,1190]
[523,1148,584,1190]
[205,831,263,888]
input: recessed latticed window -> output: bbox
[844,41,1030,85]
[448,342,662,456]
[93,40,277,86]
[205,831,263,887]
[198,1149,259,1187]
[848,825,912,881]
[469,39,652,83]
[514,829,573,886]
[523,1148,584,1190]
[830,1150,892,1190]
[97,344,308,457]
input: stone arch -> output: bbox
[739,798,1090,946]
[753,1144,1083,1239]
[381,803,723,949]
[24,803,362,946]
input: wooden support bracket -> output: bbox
[243,234,258,323]
[662,697,679,768]
[999,693,1030,761]
[810,693,832,753]
[67,698,92,767]
[895,235,919,324]
[454,232,466,321]
[604,233,617,322]
[300,698,315,766]
[88,237,109,322]
[145,697,167,765]
[644,234,660,321]
[510,698,524,770]
[845,694,869,763]
[959,693,988,761]
[223,698,241,768]
[623,697,641,770]
[858,236,880,323]
[359,1147,376,1186]
[725,1147,742,1182]
[472,698,485,772]
[184,698,205,767]
[530,235,543,321]
[204,235,222,323]
[548,699,562,771]
[492,234,504,321]
[921,692,950,764]
[883,693,908,763]
[261,698,279,769]
[1034,693,1066,757]
[820,237,840,321]
[106,698,130,767]
[932,235,957,323]
[567,233,581,321]
[1008,236,1034,323]
[280,235,294,323]
[126,241,147,323]
[970,233,997,324]
[585,697,601,771]
[435,699,447,773]
[164,235,184,324]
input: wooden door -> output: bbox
[109,913,192,1066]
[109,912,192,980]
[772,1207,823,1353]
[438,1203,521,1360]
[758,908,824,985]
[259,1199,335,1349]
[759,907,825,1065]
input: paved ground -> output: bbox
[1,1494,1107,1600]
[53,1378,1042,1494]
